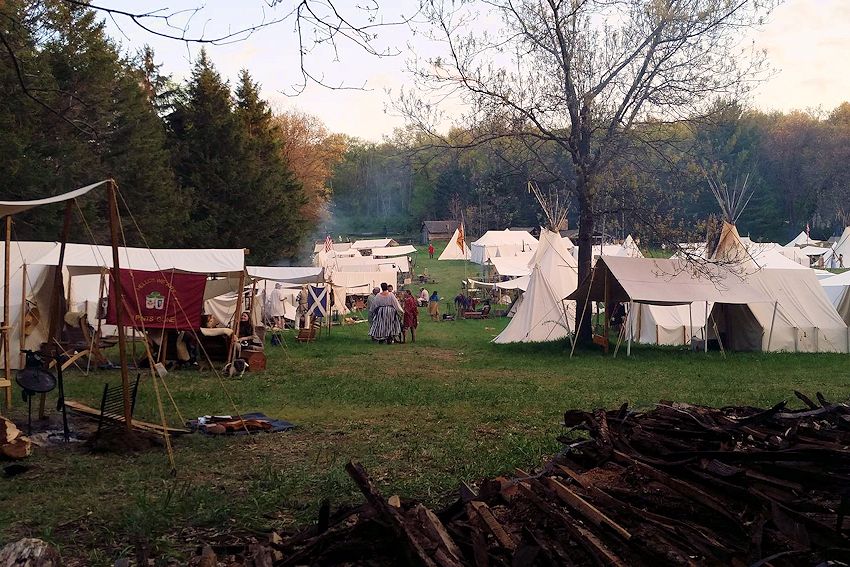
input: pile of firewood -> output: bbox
[192,391,850,566]
[0,416,32,459]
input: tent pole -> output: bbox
[767,300,777,351]
[107,180,133,429]
[627,301,633,357]
[2,216,11,408]
[570,266,596,359]
[710,312,726,358]
[704,301,709,353]
[18,264,27,371]
[227,268,247,366]
[43,200,74,419]
[688,302,693,349]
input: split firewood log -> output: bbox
[0,417,21,444]
[0,538,62,566]
[1,437,32,459]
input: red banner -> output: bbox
[107,269,206,330]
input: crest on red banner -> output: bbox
[106,269,206,330]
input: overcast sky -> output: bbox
[102,0,850,141]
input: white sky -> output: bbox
[101,0,850,141]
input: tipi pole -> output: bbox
[106,180,133,429]
[2,216,11,408]
[704,301,709,353]
[767,301,778,351]
[627,300,633,357]
[688,302,693,348]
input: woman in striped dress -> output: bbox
[369,283,403,343]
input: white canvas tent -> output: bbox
[438,227,471,260]
[351,238,396,251]
[820,271,850,325]
[494,230,578,344]
[786,230,819,247]
[470,230,537,265]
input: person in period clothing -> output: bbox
[418,287,429,307]
[267,283,286,328]
[402,290,419,343]
[429,290,441,321]
[369,283,404,343]
[366,287,380,324]
[428,243,435,259]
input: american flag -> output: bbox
[324,235,333,253]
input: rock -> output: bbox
[0,538,62,566]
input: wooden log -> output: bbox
[410,504,464,566]
[541,476,632,541]
[468,500,517,551]
[1,436,32,459]
[0,417,20,444]
[63,400,190,435]
[0,538,62,566]
[345,461,445,567]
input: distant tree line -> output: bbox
[0,0,344,263]
[329,101,850,245]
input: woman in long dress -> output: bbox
[401,290,419,343]
[369,283,403,343]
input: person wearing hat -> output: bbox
[418,287,429,307]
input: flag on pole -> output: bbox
[324,235,333,253]
[456,223,465,250]
[806,222,810,240]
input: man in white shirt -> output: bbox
[418,287,429,307]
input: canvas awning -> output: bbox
[247,266,324,284]
[567,256,773,306]
[0,180,107,217]
[371,245,417,257]
[32,243,245,276]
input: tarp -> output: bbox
[247,266,324,284]
[371,245,417,257]
[438,226,471,260]
[0,180,107,217]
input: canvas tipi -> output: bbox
[438,224,471,260]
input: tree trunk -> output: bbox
[576,181,594,345]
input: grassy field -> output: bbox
[2,242,850,564]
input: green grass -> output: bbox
[2,240,849,564]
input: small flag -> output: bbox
[806,222,810,239]
[456,223,465,250]
[324,235,333,253]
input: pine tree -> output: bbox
[168,50,245,248]
[233,69,306,261]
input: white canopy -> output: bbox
[491,252,534,277]
[372,245,417,257]
[351,239,394,250]
[247,266,324,284]
[786,230,820,247]
[0,180,107,217]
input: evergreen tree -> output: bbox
[233,69,305,261]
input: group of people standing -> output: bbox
[367,283,420,344]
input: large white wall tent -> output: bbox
[820,271,850,325]
[470,230,537,265]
